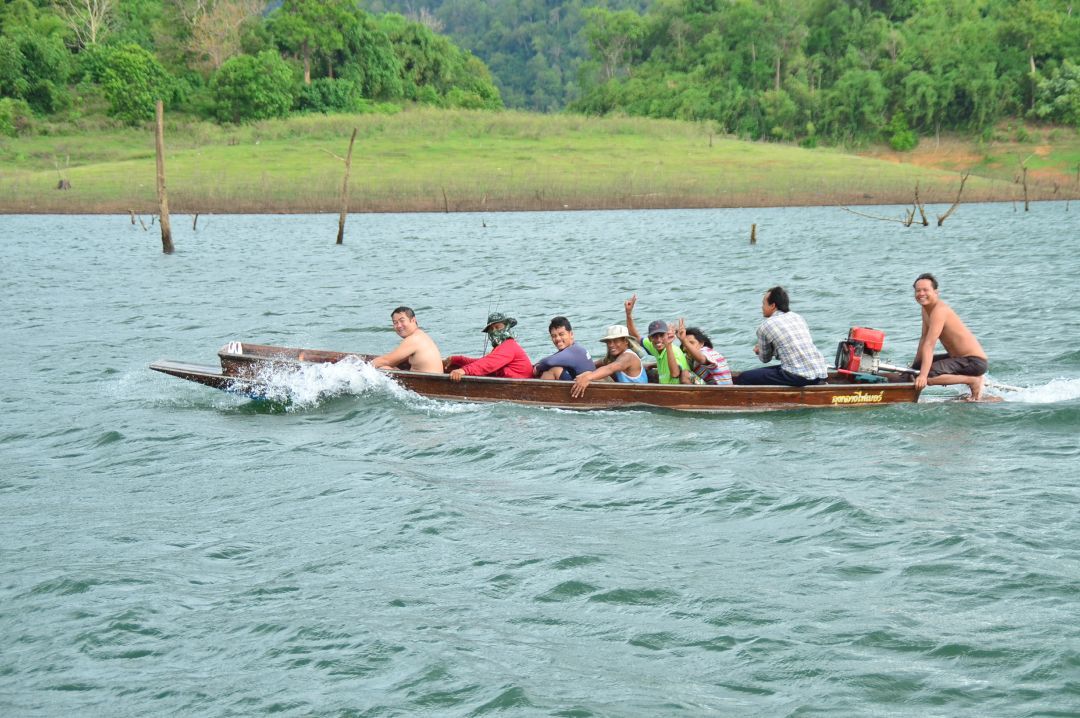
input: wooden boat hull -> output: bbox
[151,342,922,411]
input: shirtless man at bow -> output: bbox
[371,306,443,373]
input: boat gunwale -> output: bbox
[216,344,919,392]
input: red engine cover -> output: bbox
[849,327,885,352]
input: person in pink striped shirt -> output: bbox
[674,318,733,385]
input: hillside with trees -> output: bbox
[1,0,1078,152]
[569,0,1080,146]
[360,0,1080,145]
[0,0,501,134]
[363,0,649,111]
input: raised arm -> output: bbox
[624,294,641,341]
[675,318,706,364]
[673,319,698,384]
[664,336,686,383]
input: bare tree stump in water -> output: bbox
[914,181,928,226]
[336,128,357,245]
[154,100,174,254]
[750,224,757,244]
[1023,166,1030,212]
[936,172,969,226]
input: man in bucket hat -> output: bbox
[623,294,691,384]
[444,312,534,381]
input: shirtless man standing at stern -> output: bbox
[371,306,444,373]
[912,273,988,401]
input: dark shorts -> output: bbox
[913,353,988,378]
[733,365,826,387]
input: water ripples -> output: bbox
[3,208,1080,715]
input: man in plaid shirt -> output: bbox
[734,286,828,386]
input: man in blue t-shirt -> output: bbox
[534,316,595,380]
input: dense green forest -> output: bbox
[0,0,501,134]
[567,0,1080,145]
[363,0,649,111]
[1,0,1079,148]
[368,0,1080,145]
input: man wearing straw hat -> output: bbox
[443,312,534,381]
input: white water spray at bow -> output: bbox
[246,356,479,413]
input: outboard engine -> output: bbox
[835,327,916,377]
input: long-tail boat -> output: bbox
[150,342,922,411]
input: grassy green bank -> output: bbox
[1,109,1076,214]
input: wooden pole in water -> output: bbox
[154,100,174,254]
[750,223,757,244]
[336,127,358,245]
[1022,165,1029,212]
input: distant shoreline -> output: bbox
[2,110,1076,215]
[0,191,1068,215]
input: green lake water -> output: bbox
[2,205,1079,716]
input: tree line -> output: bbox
[2,0,1078,146]
[569,0,1080,146]
[0,0,502,135]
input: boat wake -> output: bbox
[988,377,1080,404]
[246,356,476,413]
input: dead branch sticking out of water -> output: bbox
[840,206,909,224]
[750,223,757,244]
[845,180,932,228]
[1022,166,1030,212]
[914,181,928,226]
[192,213,199,230]
[936,172,970,226]
[336,128,358,245]
[1015,154,1035,213]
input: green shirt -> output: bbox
[643,338,691,384]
